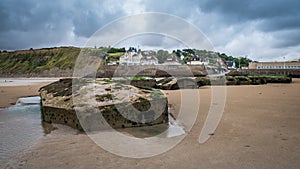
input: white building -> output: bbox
[163,54,181,65]
[119,47,143,65]
[140,50,158,65]
[119,48,158,65]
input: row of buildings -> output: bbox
[117,47,183,66]
[249,60,300,69]
[118,47,158,65]
[115,47,215,66]
[111,47,300,70]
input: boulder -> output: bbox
[156,77,197,90]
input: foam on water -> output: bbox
[16,96,41,105]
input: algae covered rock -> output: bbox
[40,78,168,131]
[156,77,197,90]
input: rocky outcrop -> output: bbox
[156,78,198,90]
[228,69,300,78]
[39,78,168,131]
[95,65,209,78]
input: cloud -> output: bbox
[197,0,300,22]
[0,0,299,61]
[0,0,124,49]
[114,33,188,51]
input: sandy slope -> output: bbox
[3,79,300,169]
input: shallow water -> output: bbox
[116,115,185,138]
[0,97,45,167]
[0,96,186,166]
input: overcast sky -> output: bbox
[0,0,299,61]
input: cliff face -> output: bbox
[39,78,168,131]
[0,47,80,77]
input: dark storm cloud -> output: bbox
[70,0,124,37]
[272,29,300,48]
[0,0,124,50]
[0,1,72,35]
[197,0,300,31]
[116,34,186,50]
[0,0,299,61]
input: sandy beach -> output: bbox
[2,79,300,169]
[0,78,59,108]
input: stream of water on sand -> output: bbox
[0,97,45,167]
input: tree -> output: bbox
[156,50,169,63]
[218,53,252,67]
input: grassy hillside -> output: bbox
[0,47,80,74]
[0,46,250,76]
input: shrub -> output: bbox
[264,76,292,83]
[234,76,251,85]
[196,77,211,87]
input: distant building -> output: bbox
[187,55,209,65]
[140,56,158,65]
[163,54,181,65]
[226,61,236,69]
[119,47,143,65]
[119,48,158,65]
[213,57,227,70]
[249,60,300,69]
[140,50,158,65]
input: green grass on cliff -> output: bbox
[0,47,81,74]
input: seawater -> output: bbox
[0,97,44,167]
[0,96,186,166]
[116,114,186,138]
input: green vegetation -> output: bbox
[0,47,81,74]
[261,75,292,83]
[156,50,169,63]
[151,89,165,99]
[195,75,292,87]
[227,75,291,85]
[0,47,115,75]
[218,53,252,67]
[107,52,124,63]
[131,76,147,81]
[195,77,211,86]
[0,46,253,75]
[107,47,125,53]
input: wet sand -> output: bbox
[0,78,58,108]
[3,79,300,169]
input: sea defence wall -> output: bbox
[39,78,168,131]
[0,65,210,77]
[93,65,210,78]
[228,69,300,77]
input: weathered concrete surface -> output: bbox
[39,78,168,131]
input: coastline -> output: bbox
[2,78,300,169]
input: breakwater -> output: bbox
[228,69,300,77]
